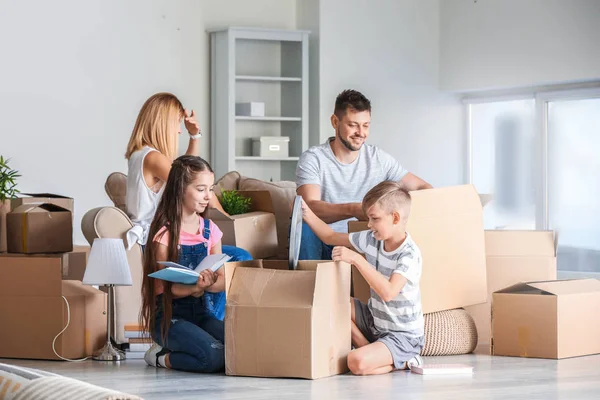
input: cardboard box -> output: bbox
[224,259,351,379]
[6,203,73,253]
[11,193,74,213]
[0,199,10,252]
[0,250,88,281]
[348,185,487,314]
[492,279,600,359]
[465,231,557,350]
[206,191,278,259]
[0,255,106,360]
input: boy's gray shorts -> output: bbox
[353,298,424,369]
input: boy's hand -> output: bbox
[300,199,313,220]
[332,246,358,265]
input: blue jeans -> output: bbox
[207,245,253,320]
[153,295,225,373]
[298,222,333,260]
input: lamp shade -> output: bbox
[83,238,132,286]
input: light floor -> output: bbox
[3,348,600,400]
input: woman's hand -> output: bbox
[184,109,201,135]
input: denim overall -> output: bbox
[152,218,225,372]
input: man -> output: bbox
[296,89,432,260]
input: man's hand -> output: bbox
[332,246,359,265]
[184,109,201,135]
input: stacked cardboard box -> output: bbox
[0,251,107,360]
[0,193,107,360]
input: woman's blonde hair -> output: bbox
[125,93,185,160]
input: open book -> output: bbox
[148,253,232,285]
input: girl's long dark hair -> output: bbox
[139,155,214,343]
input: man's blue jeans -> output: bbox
[298,222,334,260]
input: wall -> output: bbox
[440,0,600,91]
[316,0,464,187]
[0,0,296,245]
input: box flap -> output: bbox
[312,262,350,306]
[485,230,556,257]
[11,203,70,214]
[529,279,600,296]
[22,193,71,199]
[406,184,487,313]
[494,282,554,295]
[237,191,275,214]
[228,267,316,308]
[225,260,264,297]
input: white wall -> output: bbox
[0,0,296,245]
[316,0,464,187]
[440,0,600,91]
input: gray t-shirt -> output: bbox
[296,138,408,233]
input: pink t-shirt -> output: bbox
[153,217,223,250]
[152,217,223,295]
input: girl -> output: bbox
[141,155,225,372]
[125,92,251,320]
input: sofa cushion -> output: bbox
[214,171,242,196]
[238,177,296,260]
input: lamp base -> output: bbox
[93,341,125,361]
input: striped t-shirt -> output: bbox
[349,230,424,338]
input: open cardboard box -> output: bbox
[206,191,278,259]
[465,230,557,351]
[492,279,600,359]
[349,185,488,314]
[224,259,351,379]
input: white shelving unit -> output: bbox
[209,27,309,182]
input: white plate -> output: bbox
[288,195,303,270]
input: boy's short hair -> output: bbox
[362,181,411,221]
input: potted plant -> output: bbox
[0,156,20,252]
[218,189,252,216]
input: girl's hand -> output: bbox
[332,246,358,265]
[184,109,201,135]
[196,269,216,291]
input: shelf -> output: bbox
[236,156,300,161]
[236,75,302,82]
[235,116,302,122]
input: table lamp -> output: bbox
[83,238,132,361]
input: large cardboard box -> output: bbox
[6,203,73,253]
[224,259,351,379]
[465,231,557,350]
[492,279,600,359]
[206,191,278,259]
[0,255,106,360]
[348,185,487,314]
[11,193,74,213]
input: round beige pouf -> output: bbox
[421,308,478,356]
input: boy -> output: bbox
[301,181,424,375]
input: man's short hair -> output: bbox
[334,89,371,118]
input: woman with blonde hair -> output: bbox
[125,92,251,321]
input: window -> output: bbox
[466,88,600,272]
